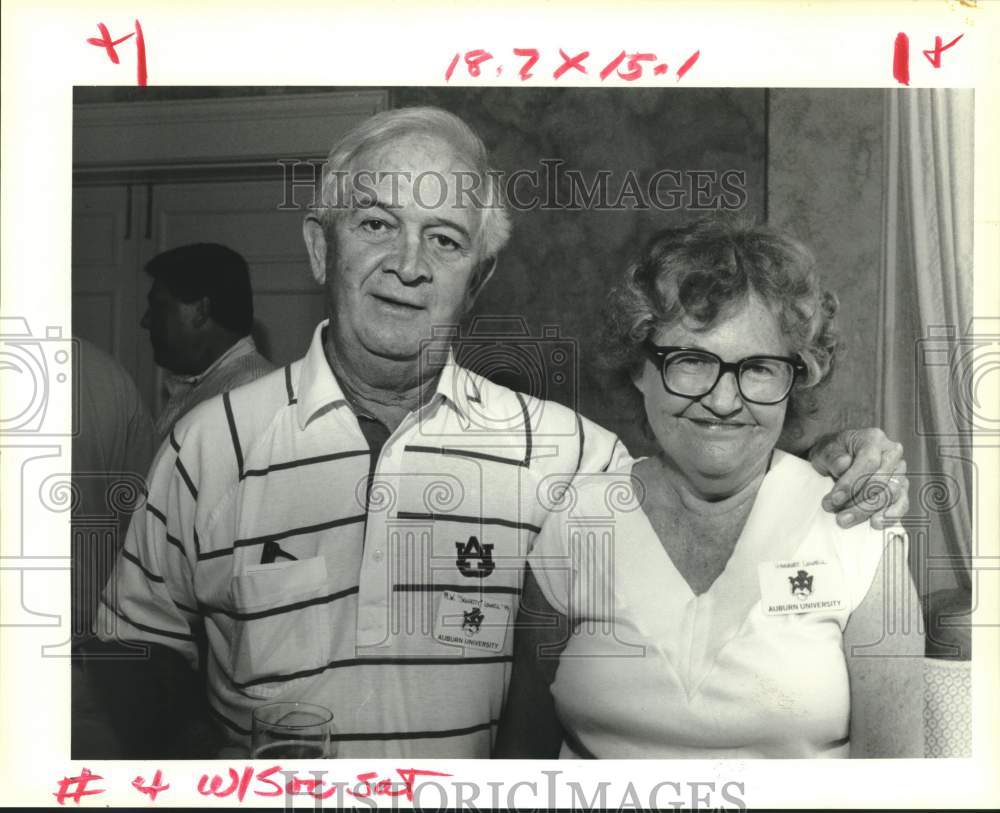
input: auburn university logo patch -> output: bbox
[789,569,814,600]
[462,606,485,634]
[455,535,495,578]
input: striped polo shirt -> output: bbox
[99,320,628,758]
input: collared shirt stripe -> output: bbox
[235,654,513,690]
[404,445,528,468]
[392,583,522,595]
[163,532,186,555]
[575,412,586,474]
[601,439,624,472]
[146,503,167,525]
[175,457,198,500]
[196,514,367,560]
[100,597,195,642]
[223,391,245,478]
[121,548,164,583]
[201,585,359,620]
[333,720,497,742]
[207,706,496,744]
[242,449,369,478]
[396,511,542,534]
[515,390,533,465]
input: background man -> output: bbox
[141,242,275,438]
[101,107,909,758]
[71,336,155,756]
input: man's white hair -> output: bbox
[314,106,512,261]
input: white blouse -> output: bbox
[528,450,895,758]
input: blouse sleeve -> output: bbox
[836,522,910,618]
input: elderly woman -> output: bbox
[496,219,923,758]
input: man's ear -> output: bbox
[302,215,329,285]
[190,297,211,329]
[464,256,497,311]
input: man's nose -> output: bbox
[387,233,429,284]
[700,369,743,415]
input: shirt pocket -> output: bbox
[228,557,333,699]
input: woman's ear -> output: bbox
[302,214,329,285]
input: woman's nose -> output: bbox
[700,369,743,415]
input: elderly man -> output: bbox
[100,106,908,758]
[141,242,276,439]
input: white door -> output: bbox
[71,184,145,375]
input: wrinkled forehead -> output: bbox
[354,132,473,174]
[344,132,482,211]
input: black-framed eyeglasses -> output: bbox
[643,341,806,405]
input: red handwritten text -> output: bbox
[131,769,170,802]
[446,48,700,83]
[53,768,105,806]
[53,765,454,803]
[347,768,453,802]
[197,767,256,802]
[87,20,147,86]
[892,31,964,86]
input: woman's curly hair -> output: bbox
[601,216,839,438]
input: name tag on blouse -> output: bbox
[433,590,510,651]
[758,558,847,616]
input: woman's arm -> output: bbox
[494,566,569,758]
[844,534,924,757]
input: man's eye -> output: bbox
[430,234,461,251]
[360,218,390,233]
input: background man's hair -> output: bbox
[315,106,512,260]
[145,243,255,335]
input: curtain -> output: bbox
[877,89,974,593]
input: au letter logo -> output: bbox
[455,536,495,578]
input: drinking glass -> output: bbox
[250,701,337,759]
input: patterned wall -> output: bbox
[768,89,886,447]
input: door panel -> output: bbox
[71,185,142,379]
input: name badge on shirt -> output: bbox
[758,558,846,616]
[433,590,510,651]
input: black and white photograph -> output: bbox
[1,3,997,809]
[68,85,969,758]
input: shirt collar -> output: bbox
[163,335,258,396]
[295,320,481,431]
[433,351,481,430]
[188,336,257,386]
